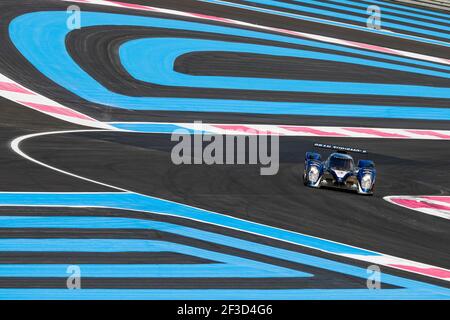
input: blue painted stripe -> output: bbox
[345,0,450,19]
[202,0,450,41]
[199,0,449,47]
[0,263,305,278]
[0,288,448,300]
[0,215,449,294]
[236,0,450,38]
[296,0,450,26]
[0,206,449,298]
[313,0,450,25]
[105,103,450,121]
[0,209,375,257]
[9,11,450,120]
[0,237,307,278]
[120,37,450,97]
[112,123,196,133]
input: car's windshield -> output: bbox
[329,156,354,171]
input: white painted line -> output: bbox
[109,122,450,140]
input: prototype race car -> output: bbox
[303,143,376,195]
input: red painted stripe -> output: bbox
[213,125,279,135]
[421,196,450,204]
[406,130,450,139]
[18,101,95,121]
[189,13,231,23]
[280,126,347,136]
[346,41,398,55]
[390,198,450,211]
[110,1,155,10]
[389,265,450,279]
[0,82,32,94]
[344,128,408,138]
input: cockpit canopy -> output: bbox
[328,153,355,171]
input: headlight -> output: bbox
[308,166,320,183]
[361,174,372,190]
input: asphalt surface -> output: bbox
[21,130,450,268]
[0,0,449,298]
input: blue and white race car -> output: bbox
[303,143,376,195]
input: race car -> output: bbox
[302,143,376,195]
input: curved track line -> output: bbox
[10,129,127,192]
[8,129,450,282]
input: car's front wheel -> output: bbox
[302,170,308,185]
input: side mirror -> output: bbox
[358,160,375,168]
[305,152,321,161]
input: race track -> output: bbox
[0,0,449,300]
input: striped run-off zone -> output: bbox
[62,0,450,65]
[110,122,450,140]
[344,252,450,281]
[0,74,111,129]
[3,69,450,140]
[343,252,450,281]
[0,192,449,282]
[385,196,450,220]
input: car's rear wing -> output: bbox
[313,143,368,154]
